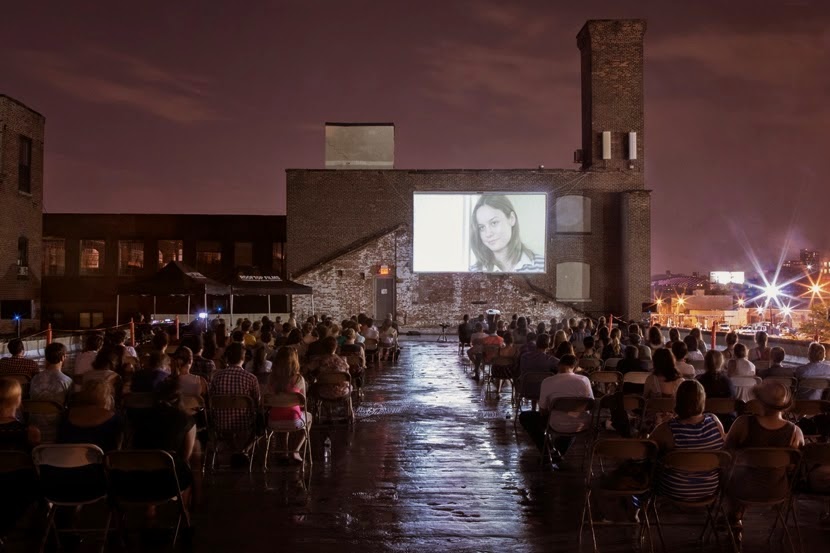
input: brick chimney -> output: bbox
[577,20,646,173]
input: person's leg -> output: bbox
[553,436,575,457]
[518,411,546,452]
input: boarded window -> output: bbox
[555,195,591,233]
[43,238,65,276]
[556,262,591,301]
[118,241,145,275]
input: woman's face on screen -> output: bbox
[475,204,516,254]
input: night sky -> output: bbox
[2,1,828,274]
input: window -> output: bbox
[118,240,144,275]
[79,240,106,275]
[79,312,104,329]
[556,262,591,301]
[18,135,32,194]
[234,242,253,268]
[196,241,222,274]
[158,240,183,268]
[1,300,33,320]
[272,242,284,274]
[17,237,28,267]
[555,195,592,233]
[43,238,66,276]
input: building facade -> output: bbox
[42,214,286,328]
[286,20,651,326]
[0,95,45,334]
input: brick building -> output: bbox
[42,214,286,328]
[286,20,651,327]
[0,95,44,334]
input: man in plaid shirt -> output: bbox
[209,342,260,452]
[0,338,39,379]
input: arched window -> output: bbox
[556,262,591,301]
[17,237,28,267]
[555,195,591,233]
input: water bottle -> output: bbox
[323,437,332,461]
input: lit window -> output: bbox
[555,196,591,233]
[80,240,106,275]
[118,241,144,275]
[556,262,591,301]
[158,240,183,268]
[43,238,65,276]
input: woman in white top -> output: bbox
[170,346,208,398]
[73,333,104,391]
[727,343,756,377]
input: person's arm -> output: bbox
[643,375,656,399]
[790,425,805,449]
[648,422,674,451]
[724,416,748,450]
[181,425,197,467]
[27,425,42,448]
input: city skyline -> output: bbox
[2,0,829,273]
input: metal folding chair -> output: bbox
[262,392,312,476]
[206,394,261,472]
[590,371,622,398]
[32,444,111,553]
[314,372,354,424]
[543,397,595,469]
[579,438,658,553]
[105,450,191,547]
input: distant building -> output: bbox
[0,95,44,334]
[651,271,710,297]
[42,214,286,328]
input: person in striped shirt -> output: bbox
[649,380,726,502]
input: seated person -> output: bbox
[618,345,649,395]
[726,343,755,377]
[0,378,40,451]
[59,380,122,452]
[795,342,830,400]
[645,349,684,398]
[28,343,73,443]
[684,335,705,362]
[130,351,170,393]
[671,341,696,379]
[266,347,311,464]
[0,338,39,380]
[579,336,600,360]
[518,355,593,466]
[758,347,791,378]
[209,343,261,463]
[466,323,488,369]
[650,380,725,502]
[307,337,351,398]
[72,333,104,391]
[170,347,208,399]
[748,331,771,362]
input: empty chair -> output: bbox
[106,450,191,546]
[590,371,622,397]
[603,358,620,370]
[32,444,111,553]
[579,358,602,374]
[579,439,659,552]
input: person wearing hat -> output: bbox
[724,380,804,543]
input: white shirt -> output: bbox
[728,358,755,377]
[676,361,696,379]
[686,350,704,362]
[540,372,594,433]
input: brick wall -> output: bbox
[0,95,44,333]
[292,227,581,326]
[621,190,652,319]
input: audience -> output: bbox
[758,346,790,378]
[749,331,771,362]
[795,342,830,399]
[0,378,40,451]
[726,343,755,377]
[644,349,683,399]
[72,333,104,389]
[722,331,738,360]
[684,335,704,362]
[671,341,695,379]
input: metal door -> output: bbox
[374,277,395,320]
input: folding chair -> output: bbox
[753,360,771,373]
[797,378,830,400]
[480,345,501,382]
[22,399,65,444]
[741,399,765,416]
[0,450,37,548]
[206,394,261,473]
[650,450,734,551]
[579,358,602,374]
[513,372,550,428]
[579,438,658,553]
[623,371,649,387]
[730,376,761,403]
[105,450,191,547]
[787,400,830,443]
[786,442,830,551]
[32,444,111,553]
[590,371,622,398]
[543,397,595,469]
[690,359,705,375]
[262,392,312,475]
[121,392,156,447]
[642,397,676,436]
[602,358,621,370]
[487,357,516,399]
[314,372,354,424]
[343,353,366,394]
[764,376,797,393]
[704,398,742,417]
[728,447,801,553]
[363,338,379,366]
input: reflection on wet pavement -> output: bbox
[192,341,827,552]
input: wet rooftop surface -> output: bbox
[9,340,829,552]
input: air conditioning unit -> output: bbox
[17,266,28,277]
